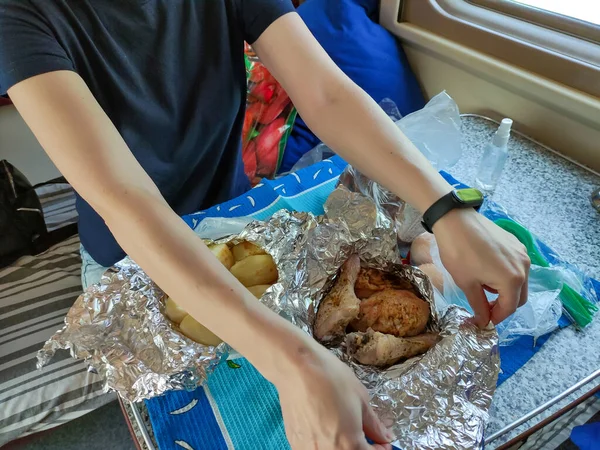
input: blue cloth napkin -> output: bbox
[147,158,598,449]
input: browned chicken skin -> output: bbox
[346,329,440,367]
[350,289,430,337]
[315,256,438,365]
[314,255,362,342]
[354,268,413,299]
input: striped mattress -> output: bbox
[0,185,113,446]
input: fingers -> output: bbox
[518,254,530,307]
[462,284,491,328]
[489,245,528,323]
[490,281,522,325]
[362,401,393,445]
[519,276,529,306]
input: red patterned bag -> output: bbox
[242,44,297,185]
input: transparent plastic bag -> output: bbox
[379,97,403,122]
[479,199,598,328]
[496,266,563,345]
[287,93,462,242]
[396,91,462,171]
[422,197,598,343]
[288,143,336,174]
[429,239,563,345]
[287,92,461,174]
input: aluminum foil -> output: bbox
[35,259,227,402]
[38,165,499,449]
[36,211,319,403]
[337,164,426,243]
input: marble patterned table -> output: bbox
[453,115,600,448]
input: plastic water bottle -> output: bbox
[475,118,513,194]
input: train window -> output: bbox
[380,0,600,170]
[390,0,600,97]
[513,0,600,25]
[469,0,600,43]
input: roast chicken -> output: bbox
[354,268,413,299]
[350,289,430,337]
[313,255,361,342]
[346,329,440,367]
[314,255,439,365]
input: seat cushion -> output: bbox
[0,236,114,446]
[280,0,426,172]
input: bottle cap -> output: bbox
[493,118,513,147]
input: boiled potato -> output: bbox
[179,314,223,347]
[232,241,266,262]
[164,297,188,324]
[208,243,234,270]
[247,284,272,299]
[230,254,278,287]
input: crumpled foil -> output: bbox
[337,164,426,243]
[38,165,499,449]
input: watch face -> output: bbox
[455,188,483,204]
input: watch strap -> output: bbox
[422,192,458,233]
[422,189,483,233]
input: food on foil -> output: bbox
[208,243,235,270]
[180,315,223,347]
[409,232,435,266]
[164,296,223,346]
[349,289,430,337]
[164,297,188,324]
[315,254,439,365]
[314,254,362,342]
[164,241,277,345]
[37,179,499,449]
[247,284,272,298]
[230,254,278,287]
[232,241,266,261]
[346,329,440,366]
[418,263,444,292]
[354,267,414,299]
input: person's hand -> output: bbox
[275,343,394,450]
[433,209,531,327]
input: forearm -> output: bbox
[8,71,314,386]
[103,191,315,383]
[298,80,452,212]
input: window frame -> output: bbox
[394,0,600,98]
[467,0,600,44]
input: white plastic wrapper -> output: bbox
[396,91,462,171]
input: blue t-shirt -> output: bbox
[0,0,294,266]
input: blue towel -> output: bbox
[147,158,598,449]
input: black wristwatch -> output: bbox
[422,188,484,233]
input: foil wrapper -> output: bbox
[35,258,227,402]
[38,165,499,449]
[337,164,426,243]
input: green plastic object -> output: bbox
[494,218,597,328]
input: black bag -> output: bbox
[0,160,78,268]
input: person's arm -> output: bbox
[8,71,313,379]
[8,71,392,450]
[252,13,530,327]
